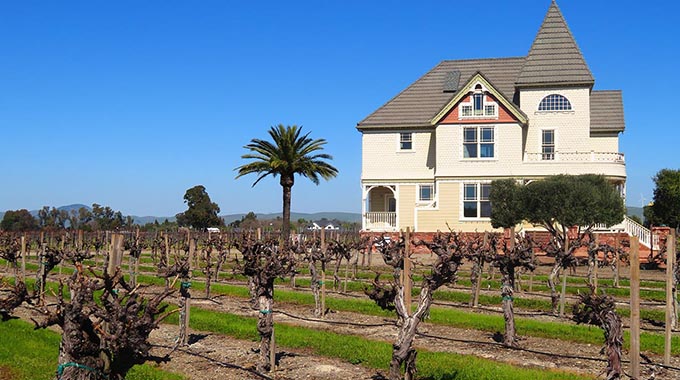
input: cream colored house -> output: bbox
[358,2,627,234]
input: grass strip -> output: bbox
[164,306,593,380]
[193,282,680,355]
[0,318,183,380]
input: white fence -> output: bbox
[364,212,397,231]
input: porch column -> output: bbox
[361,185,368,231]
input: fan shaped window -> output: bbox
[538,94,572,111]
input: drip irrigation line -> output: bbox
[275,309,396,328]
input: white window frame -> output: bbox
[458,92,498,119]
[460,182,492,220]
[398,132,413,151]
[417,184,434,202]
[541,129,556,161]
[538,94,573,112]
[461,125,496,160]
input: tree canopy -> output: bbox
[649,169,680,229]
[1,209,38,231]
[235,125,338,245]
[175,185,223,230]
[490,175,625,241]
[489,179,523,229]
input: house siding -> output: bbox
[521,88,591,154]
[434,123,525,178]
[416,182,502,232]
[589,134,619,152]
[362,130,435,181]
[398,184,416,229]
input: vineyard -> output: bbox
[0,228,678,380]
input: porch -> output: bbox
[362,185,398,231]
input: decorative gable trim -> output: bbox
[430,72,527,126]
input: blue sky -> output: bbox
[1,1,677,216]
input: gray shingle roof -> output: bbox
[516,1,594,87]
[590,90,625,132]
[357,2,623,134]
[357,57,526,129]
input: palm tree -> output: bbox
[235,125,338,246]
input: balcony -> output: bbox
[524,151,625,163]
[364,212,397,231]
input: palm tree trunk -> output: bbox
[281,177,293,249]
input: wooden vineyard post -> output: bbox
[77,230,83,250]
[58,235,64,275]
[320,228,326,317]
[614,234,620,288]
[38,233,45,305]
[343,250,350,293]
[20,235,26,281]
[107,233,124,277]
[472,232,488,308]
[559,236,569,318]
[163,233,169,265]
[403,227,412,315]
[665,230,676,365]
[593,233,599,293]
[179,232,194,346]
[629,236,640,379]
[257,228,262,241]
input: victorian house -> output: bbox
[357,2,640,242]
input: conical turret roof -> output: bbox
[516,1,594,87]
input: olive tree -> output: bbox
[491,175,625,315]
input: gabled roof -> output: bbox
[357,57,525,130]
[516,1,594,88]
[431,72,528,125]
[590,90,625,133]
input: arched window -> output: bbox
[538,94,572,111]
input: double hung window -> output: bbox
[542,130,555,160]
[463,183,491,218]
[463,127,494,158]
[399,132,412,150]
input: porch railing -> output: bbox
[592,216,652,249]
[622,215,651,248]
[524,151,625,163]
[364,212,397,231]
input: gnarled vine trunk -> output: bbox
[256,293,274,372]
[501,267,517,347]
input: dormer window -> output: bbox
[538,94,572,111]
[460,84,497,118]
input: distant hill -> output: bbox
[1,206,360,226]
[626,206,644,221]
[2,203,647,226]
[221,212,361,225]
[131,212,361,226]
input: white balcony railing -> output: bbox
[524,151,625,163]
[364,212,397,231]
